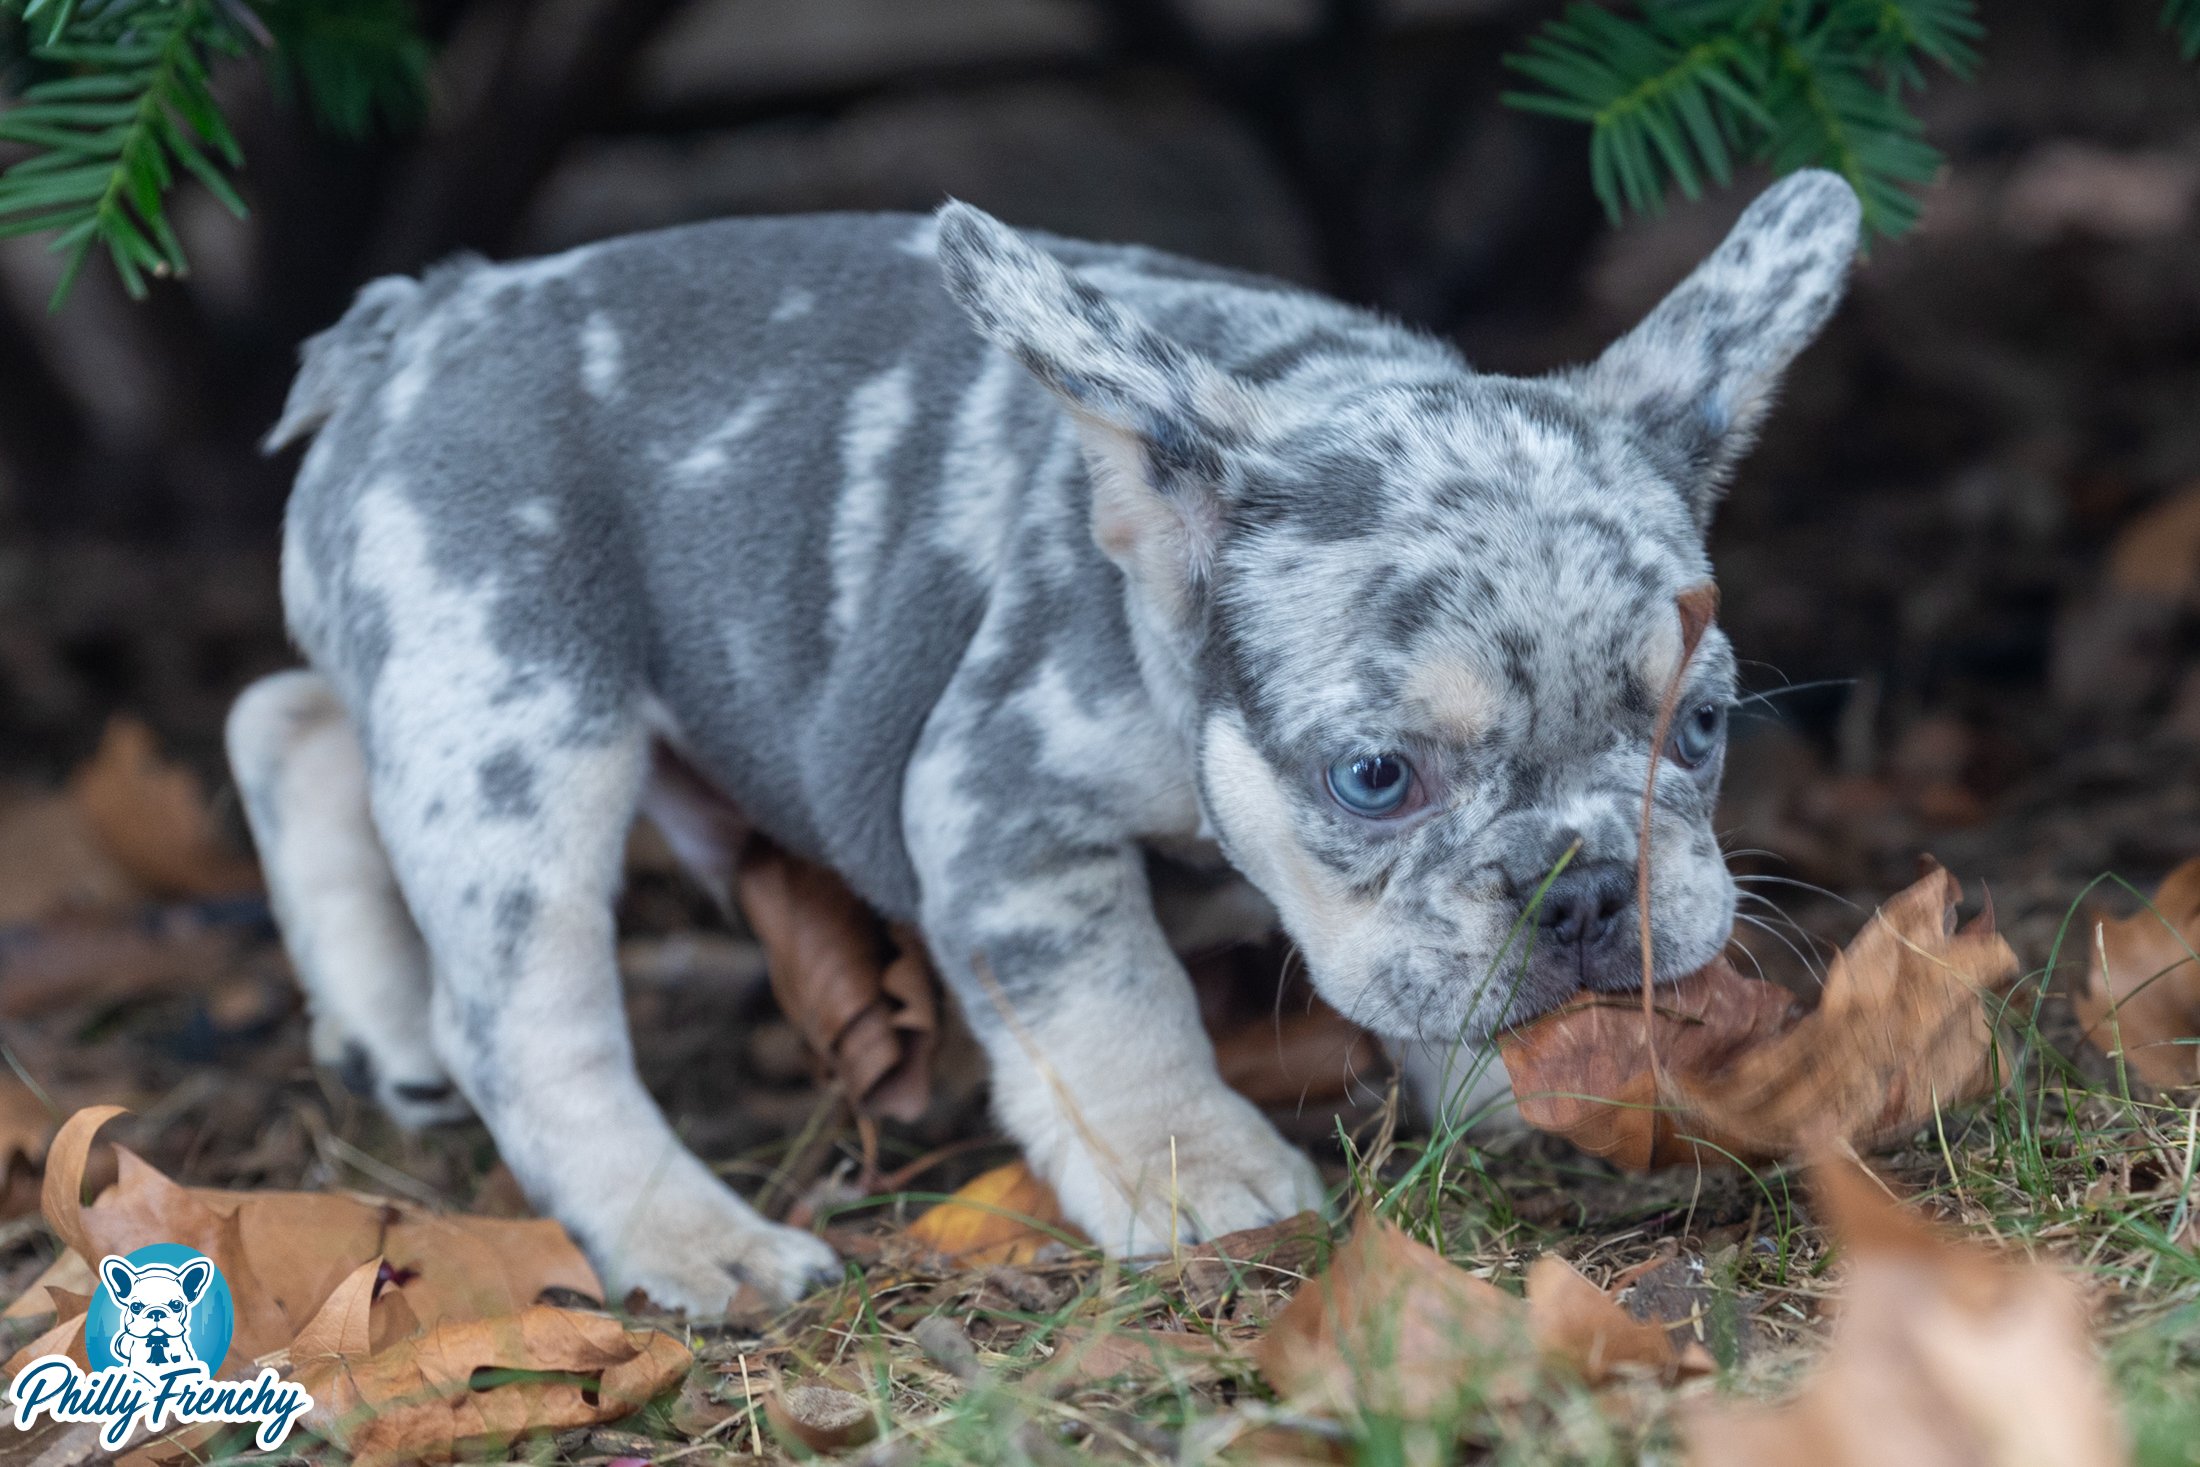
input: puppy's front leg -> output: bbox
[907,750,1323,1252]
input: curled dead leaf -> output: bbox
[21,1106,601,1375]
[2074,855,2200,1091]
[68,716,259,900]
[1499,958,1801,1168]
[294,1296,690,1467]
[1155,1210,1330,1312]
[1255,1217,1533,1420]
[1502,863,2019,1168]
[1524,1255,1715,1387]
[736,838,939,1123]
[1044,1325,1232,1387]
[0,790,141,924]
[1683,1155,2124,1467]
[902,1160,1082,1265]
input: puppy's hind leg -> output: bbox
[362,695,837,1315]
[227,670,468,1126]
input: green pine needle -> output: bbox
[2166,0,2200,62]
[1504,0,1982,239]
[0,0,430,307]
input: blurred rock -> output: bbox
[2000,141,2200,242]
[520,81,1319,284]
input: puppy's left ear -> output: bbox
[935,201,1259,621]
[176,1257,211,1303]
[1573,169,1861,529]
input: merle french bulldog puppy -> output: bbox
[227,170,1859,1313]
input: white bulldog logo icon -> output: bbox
[98,1256,211,1391]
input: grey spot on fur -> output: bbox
[477,746,539,819]
[337,1040,375,1097]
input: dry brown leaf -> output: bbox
[1499,958,1801,1168]
[27,1106,601,1373]
[1212,1006,1379,1106]
[1502,863,2018,1168]
[1156,1211,1330,1312]
[5,1250,95,1320]
[902,1160,1082,1265]
[1678,864,2019,1156]
[1045,1325,1231,1386]
[68,716,259,899]
[1256,1217,1533,1420]
[2105,479,2200,604]
[735,839,938,1122]
[0,790,142,924]
[1524,1255,1714,1387]
[765,1382,878,1452]
[293,1299,689,1467]
[1683,1156,2124,1467]
[2073,855,2200,1091]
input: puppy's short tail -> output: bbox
[261,273,424,452]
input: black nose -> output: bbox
[1530,861,1633,948]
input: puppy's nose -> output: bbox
[1531,862,1632,948]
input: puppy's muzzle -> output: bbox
[1531,860,1632,952]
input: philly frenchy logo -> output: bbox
[9,1244,311,1450]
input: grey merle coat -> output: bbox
[227,171,1860,1312]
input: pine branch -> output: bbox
[2166,0,2200,63]
[0,0,429,307]
[0,0,249,305]
[260,0,430,139]
[1503,0,1980,239]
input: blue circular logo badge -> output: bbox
[85,1245,234,1376]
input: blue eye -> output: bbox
[1326,752,1414,817]
[1670,702,1726,768]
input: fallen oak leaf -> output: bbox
[1256,1216,1535,1420]
[1675,863,2019,1158]
[1499,958,1801,1169]
[1042,1325,1233,1387]
[4,1250,95,1321]
[1501,862,2018,1168]
[735,838,939,1123]
[1524,1255,1714,1387]
[902,1161,1084,1265]
[2073,855,2200,1091]
[68,716,260,900]
[0,788,142,923]
[1153,1210,1330,1312]
[1683,1155,2124,1467]
[37,1107,601,1368]
[293,1299,689,1467]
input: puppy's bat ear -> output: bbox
[100,1256,136,1300]
[1571,169,1861,530]
[176,1258,211,1303]
[934,201,1260,621]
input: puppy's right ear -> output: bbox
[101,1256,136,1300]
[935,201,1260,622]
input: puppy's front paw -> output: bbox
[601,1181,840,1316]
[1048,1087,1326,1256]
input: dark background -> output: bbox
[2,0,2197,959]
